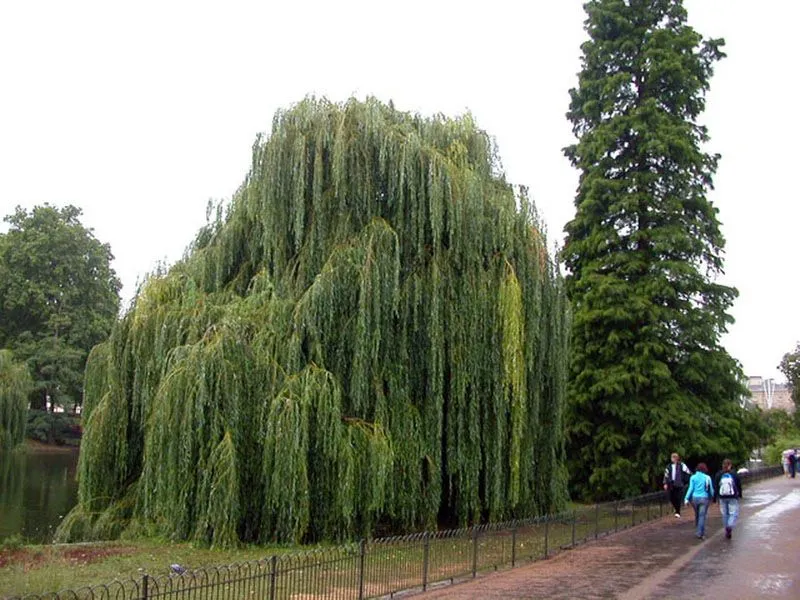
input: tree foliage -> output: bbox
[63,98,570,546]
[738,406,777,456]
[0,205,121,412]
[0,350,32,450]
[562,0,747,500]
[779,342,800,413]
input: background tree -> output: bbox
[779,342,800,419]
[0,350,32,450]
[738,406,776,458]
[562,0,747,499]
[0,205,121,413]
[759,407,796,440]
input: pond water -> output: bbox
[0,447,79,543]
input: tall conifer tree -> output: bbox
[563,0,747,499]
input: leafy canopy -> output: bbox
[0,205,121,412]
[63,97,570,547]
[562,0,747,499]
[0,350,32,450]
[779,342,800,416]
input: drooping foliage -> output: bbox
[562,0,747,500]
[0,350,32,450]
[64,97,569,546]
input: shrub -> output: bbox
[26,410,82,445]
[765,433,800,465]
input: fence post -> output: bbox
[595,503,600,539]
[571,511,577,547]
[141,573,149,600]
[269,555,277,600]
[422,532,430,591]
[511,523,517,568]
[471,527,479,578]
[358,539,366,600]
[544,518,549,558]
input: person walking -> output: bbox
[789,450,797,479]
[684,462,714,540]
[663,452,692,518]
[783,450,792,477]
[713,459,743,539]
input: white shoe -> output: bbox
[674,513,681,518]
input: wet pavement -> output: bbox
[643,481,800,599]
[418,477,800,599]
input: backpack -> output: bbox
[719,472,736,497]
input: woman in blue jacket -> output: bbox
[684,462,714,539]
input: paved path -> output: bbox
[419,477,800,599]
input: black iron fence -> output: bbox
[12,466,783,600]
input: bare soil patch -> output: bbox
[0,545,132,571]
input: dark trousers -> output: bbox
[668,487,684,514]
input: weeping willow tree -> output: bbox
[0,349,32,451]
[61,97,569,547]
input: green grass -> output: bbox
[0,501,667,599]
[0,539,299,597]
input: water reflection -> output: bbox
[0,448,79,543]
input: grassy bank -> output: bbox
[0,539,298,597]
[23,439,80,454]
[0,501,656,598]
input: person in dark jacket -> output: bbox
[713,458,743,539]
[663,452,692,517]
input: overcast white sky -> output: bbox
[0,1,797,381]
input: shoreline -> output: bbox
[24,439,80,454]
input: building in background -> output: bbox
[747,376,793,413]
